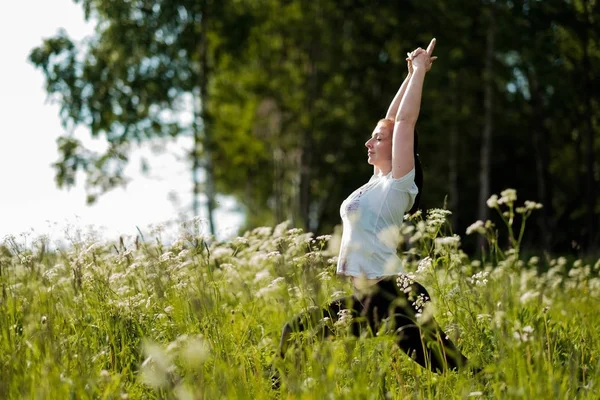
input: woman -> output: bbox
[276,39,470,375]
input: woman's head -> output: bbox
[365,118,395,169]
[365,118,422,215]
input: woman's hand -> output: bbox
[407,38,437,72]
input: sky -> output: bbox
[0,1,243,243]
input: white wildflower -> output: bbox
[181,336,210,367]
[254,269,271,283]
[330,291,346,300]
[287,228,304,236]
[408,230,423,244]
[469,271,489,287]
[266,251,281,259]
[140,341,172,388]
[412,293,430,318]
[434,235,461,254]
[317,270,331,281]
[416,257,433,274]
[256,277,285,298]
[513,325,533,342]
[396,273,415,293]
[404,209,422,220]
[466,220,486,235]
[316,235,332,242]
[524,200,543,210]
[334,309,354,330]
[159,252,173,262]
[252,226,273,237]
[377,225,401,249]
[468,392,484,397]
[519,291,539,304]
[499,189,517,204]
[211,247,234,260]
[100,369,110,381]
[302,377,316,391]
[486,194,499,208]
[528,256,539,266]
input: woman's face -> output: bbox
[365,122,393,167]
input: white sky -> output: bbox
[0,0,243,243]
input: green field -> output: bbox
[1,193,598,399]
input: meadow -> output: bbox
[1,190,598,399]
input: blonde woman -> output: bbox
[276,39,471,378]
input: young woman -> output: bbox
[276,39,470,375]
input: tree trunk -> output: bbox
[582,2,597,251]
[477,7,495,251]
[299,1,320,232]
[528,69,554,253]
[192,0,216,236]
[449,73,459,228]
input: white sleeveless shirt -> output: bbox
[336,168,418,279]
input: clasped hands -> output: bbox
[406,38,437,74]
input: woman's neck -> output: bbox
[376,163,392,176]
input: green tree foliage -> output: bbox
[30,0,599,253]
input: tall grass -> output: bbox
[1,190,598,399]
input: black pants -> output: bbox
[278,276,468,373]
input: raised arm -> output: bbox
[391,39,436,179]
[385,64,413,120]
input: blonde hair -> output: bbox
[377,118,395,134]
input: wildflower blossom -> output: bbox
[266,251,281,259]
[524,200,543,210]
[140,341,173,388]
[469,271,489,287]
[256,277,285,298]
[519,291,539,304]
[416,257,432,275]
[426,208,452,230]
[181,336,210,367]
[396,273,415,293]
[253,269,271,283]
[377,225,401,249]
[334,309,354,330]
[528,256,539,266]
[302,377,316,391]
[252,227,273,237]
[211,247,234,260]
[316,235,332,242]
[159,252,173,262]
[412,293,430,319]
[468,392,483,397]
[498,189,517,205]
[434,235,461,254]
[404,209,422,220]
[513,325,534,342]
[466,220,486,235]
[486,194,498,208]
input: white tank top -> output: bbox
[336,169,418,279]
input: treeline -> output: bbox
[30,0,599,254]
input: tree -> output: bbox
[29,0,243,235]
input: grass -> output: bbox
[0,190,598,399]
